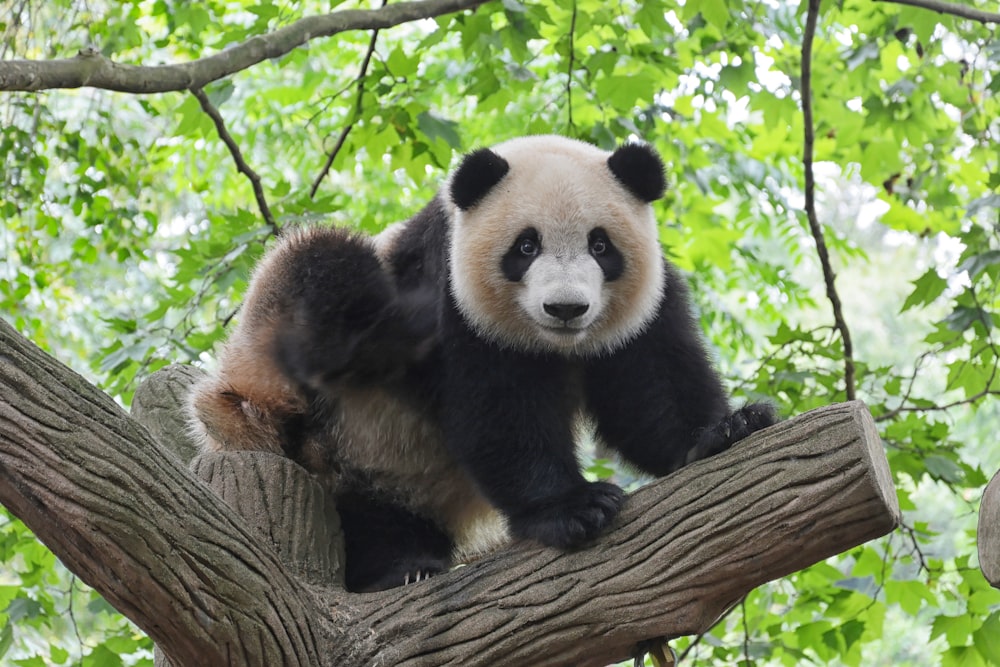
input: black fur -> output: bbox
[607,143,667,202]
[450,148,510,211]
[438,300,625,547]
[583,263,775,475]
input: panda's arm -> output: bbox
[584,266,777,475]
[440,326,624,549]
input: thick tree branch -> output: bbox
[876,0,1000,24]
[0,0,488,93]
[802,0,857,401]
[191,87,279,234]
[981,470,1000,588]
[0,320,899,666]
[0,321,332,666]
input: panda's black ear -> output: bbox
[607,143,667,202]
[450,148,510,211]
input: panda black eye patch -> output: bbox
[501,228,541,282]
[589,228,623,281]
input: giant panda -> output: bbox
[187,135,777,593]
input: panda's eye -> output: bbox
[518,237,539,257]
[589,231,611,256]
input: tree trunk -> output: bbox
[0,319,900,666]
[981,469,1000,589]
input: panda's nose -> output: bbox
[544,302,589,322]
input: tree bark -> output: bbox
[981,469,1000,589]
[0,319,900,666]
[0,0,487,93]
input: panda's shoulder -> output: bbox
[377,196,452,289]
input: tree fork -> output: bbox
[0,320,900,666]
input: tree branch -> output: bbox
[0,321,331,666]
[0,319,899,666]
[0,0,488,93]
[801,0,857,401]
[876,0,1000,24]
[191,87,279,234]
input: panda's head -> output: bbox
[447,135,667,357]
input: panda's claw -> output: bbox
[403,569,434,586]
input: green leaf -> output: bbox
[82,644,124,667]
[884,579,936,615]
[416,111,461,149]
[943,646,987,667]
[959,249,1000,280]
[901,269,947,312]
[5,598,41,624]
[700,0,731,30]
[972,611,1000,656]
[386,46,419,79]
[932,614,973,646]
[0,623,12,661]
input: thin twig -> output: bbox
[191,86,279,235]
[877,286,1000,421]
[565,0,577,131]
[741,596,751,664]
[876,0,1000,24]
[676,595,746,662]
[801,0,856,401]
[310,0,387,199]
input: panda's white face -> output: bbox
[447,135,666,357]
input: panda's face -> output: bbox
[448,136,666,357]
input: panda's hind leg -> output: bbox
[337,489,454,593]
[271,227,437,393]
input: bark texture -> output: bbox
[131,364,202,464]
[0,0,487,93]
[0,319,900,666]
[981,469,1000,588]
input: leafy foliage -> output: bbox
[2,0,999,664]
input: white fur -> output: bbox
[447,135,664,357]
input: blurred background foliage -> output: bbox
[1,0,999,664]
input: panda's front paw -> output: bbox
[509,481,625,550]
[687,402,779,465]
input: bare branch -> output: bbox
[0,0,488,93]
[801,0,857,401]
[191,87,279,235]
[876,0,1000,24]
